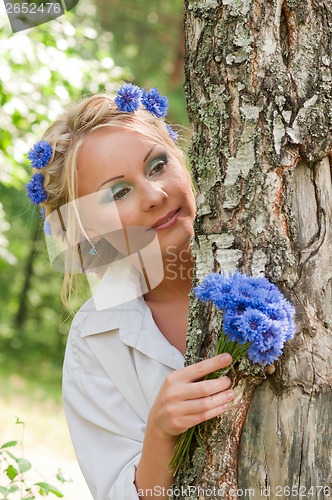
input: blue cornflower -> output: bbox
[171,270,296,475]
[223,311,245,343]
[229,282,258,309]
[252,320,284,352]
[231,299,248,317]
[235,309,272,343]
[115,83,142,112]
[223,272,255,306]
[166,124,179,142]
[25,173,47,204]
[195,272,229,310]
[43,220,52,236]
[40,207,52,235]
[248,342,284,366]
[194,271,295,366]
[28,141,52,169]
[141,88,168,118]
[262,288,285,306]
[246,275,276,291]
[283,300,296,340]
[194,273,219,302]
[263,302,288,322]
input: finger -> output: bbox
[181,402,231,429]
[184,375,232,400]
[180,389,234,416]
[182,353,232,382]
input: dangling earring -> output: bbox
[89,242,97,256]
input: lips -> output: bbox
[151,209,180,228]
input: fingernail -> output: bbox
[223,376,231,386]
[220,353,232,363]
[226,390,234,400]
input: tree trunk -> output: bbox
[176,0,332,498]
[14,216,40,331]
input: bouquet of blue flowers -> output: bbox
[169,271,295,475]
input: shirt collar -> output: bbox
[78,263,184,369]
[79,260,145,336]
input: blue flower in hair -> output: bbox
[26,173,47,204]
[43,220,52,236]
[28,141,52,169]
[141,88,168,118]
[115,83,142,112]
[40,207,52,235]
[166,124,179,142]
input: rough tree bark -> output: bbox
[174,0,332,498]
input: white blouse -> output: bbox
[62,263,184,500]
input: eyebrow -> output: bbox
[97,145,158,191]
[97,175,124,191]
[144,144,157,162]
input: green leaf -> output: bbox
[0,485,11,496]
[35,483,64,498]
[6,464,18,480]
[17,457,32,473]
[9,484,19,492]
[1,440,18,449]
[5,450,18,461]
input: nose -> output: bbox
[141,180,168,211]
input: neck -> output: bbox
[143,248,195,303]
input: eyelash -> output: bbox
[113,187,130,201]
[107,155,169,202]
[149,156,168,176]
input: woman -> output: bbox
[26,84,234,500]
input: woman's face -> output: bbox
[76,126,196,257]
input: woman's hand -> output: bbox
[148,353,234,439]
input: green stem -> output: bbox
[168,332,249,475]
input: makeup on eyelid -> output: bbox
[76,126,196,256]
[99,152,170,204]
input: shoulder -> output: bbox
[64,295,144,378]
[64,298,116,378]
[69,289,121,334]
[63,296,152,423]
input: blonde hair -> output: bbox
[33,93,191,311]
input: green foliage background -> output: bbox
[0,0,187,394]
[94,0,187,122]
